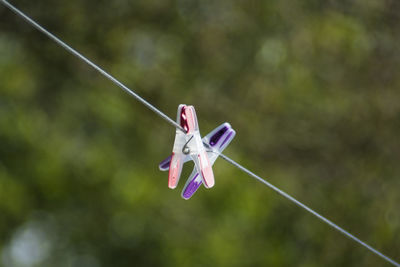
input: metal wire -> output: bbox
[1,1,399,266]
[0,0,183,132]
[218,152,400,267]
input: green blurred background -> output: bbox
[0,0,399,266]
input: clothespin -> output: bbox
[160,112,236,199]
[163,104,214,191]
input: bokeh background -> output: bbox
[1,0,399,266]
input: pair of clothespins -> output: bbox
[159,104,235,199]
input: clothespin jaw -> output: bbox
[160,122,236,199]
[168,104,214,190]
[203,122,236,160]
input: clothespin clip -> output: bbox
[160,106,236,199]
[163,104,214,191]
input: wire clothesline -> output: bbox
[1,1,398,266]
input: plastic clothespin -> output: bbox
[166,104,214,191]
[160,120,236,199]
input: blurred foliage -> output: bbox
[0,0,399,266]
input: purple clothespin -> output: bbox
[160,122,236,199]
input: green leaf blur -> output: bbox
[0,0,399,266]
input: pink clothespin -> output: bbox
[167,104,214,189]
